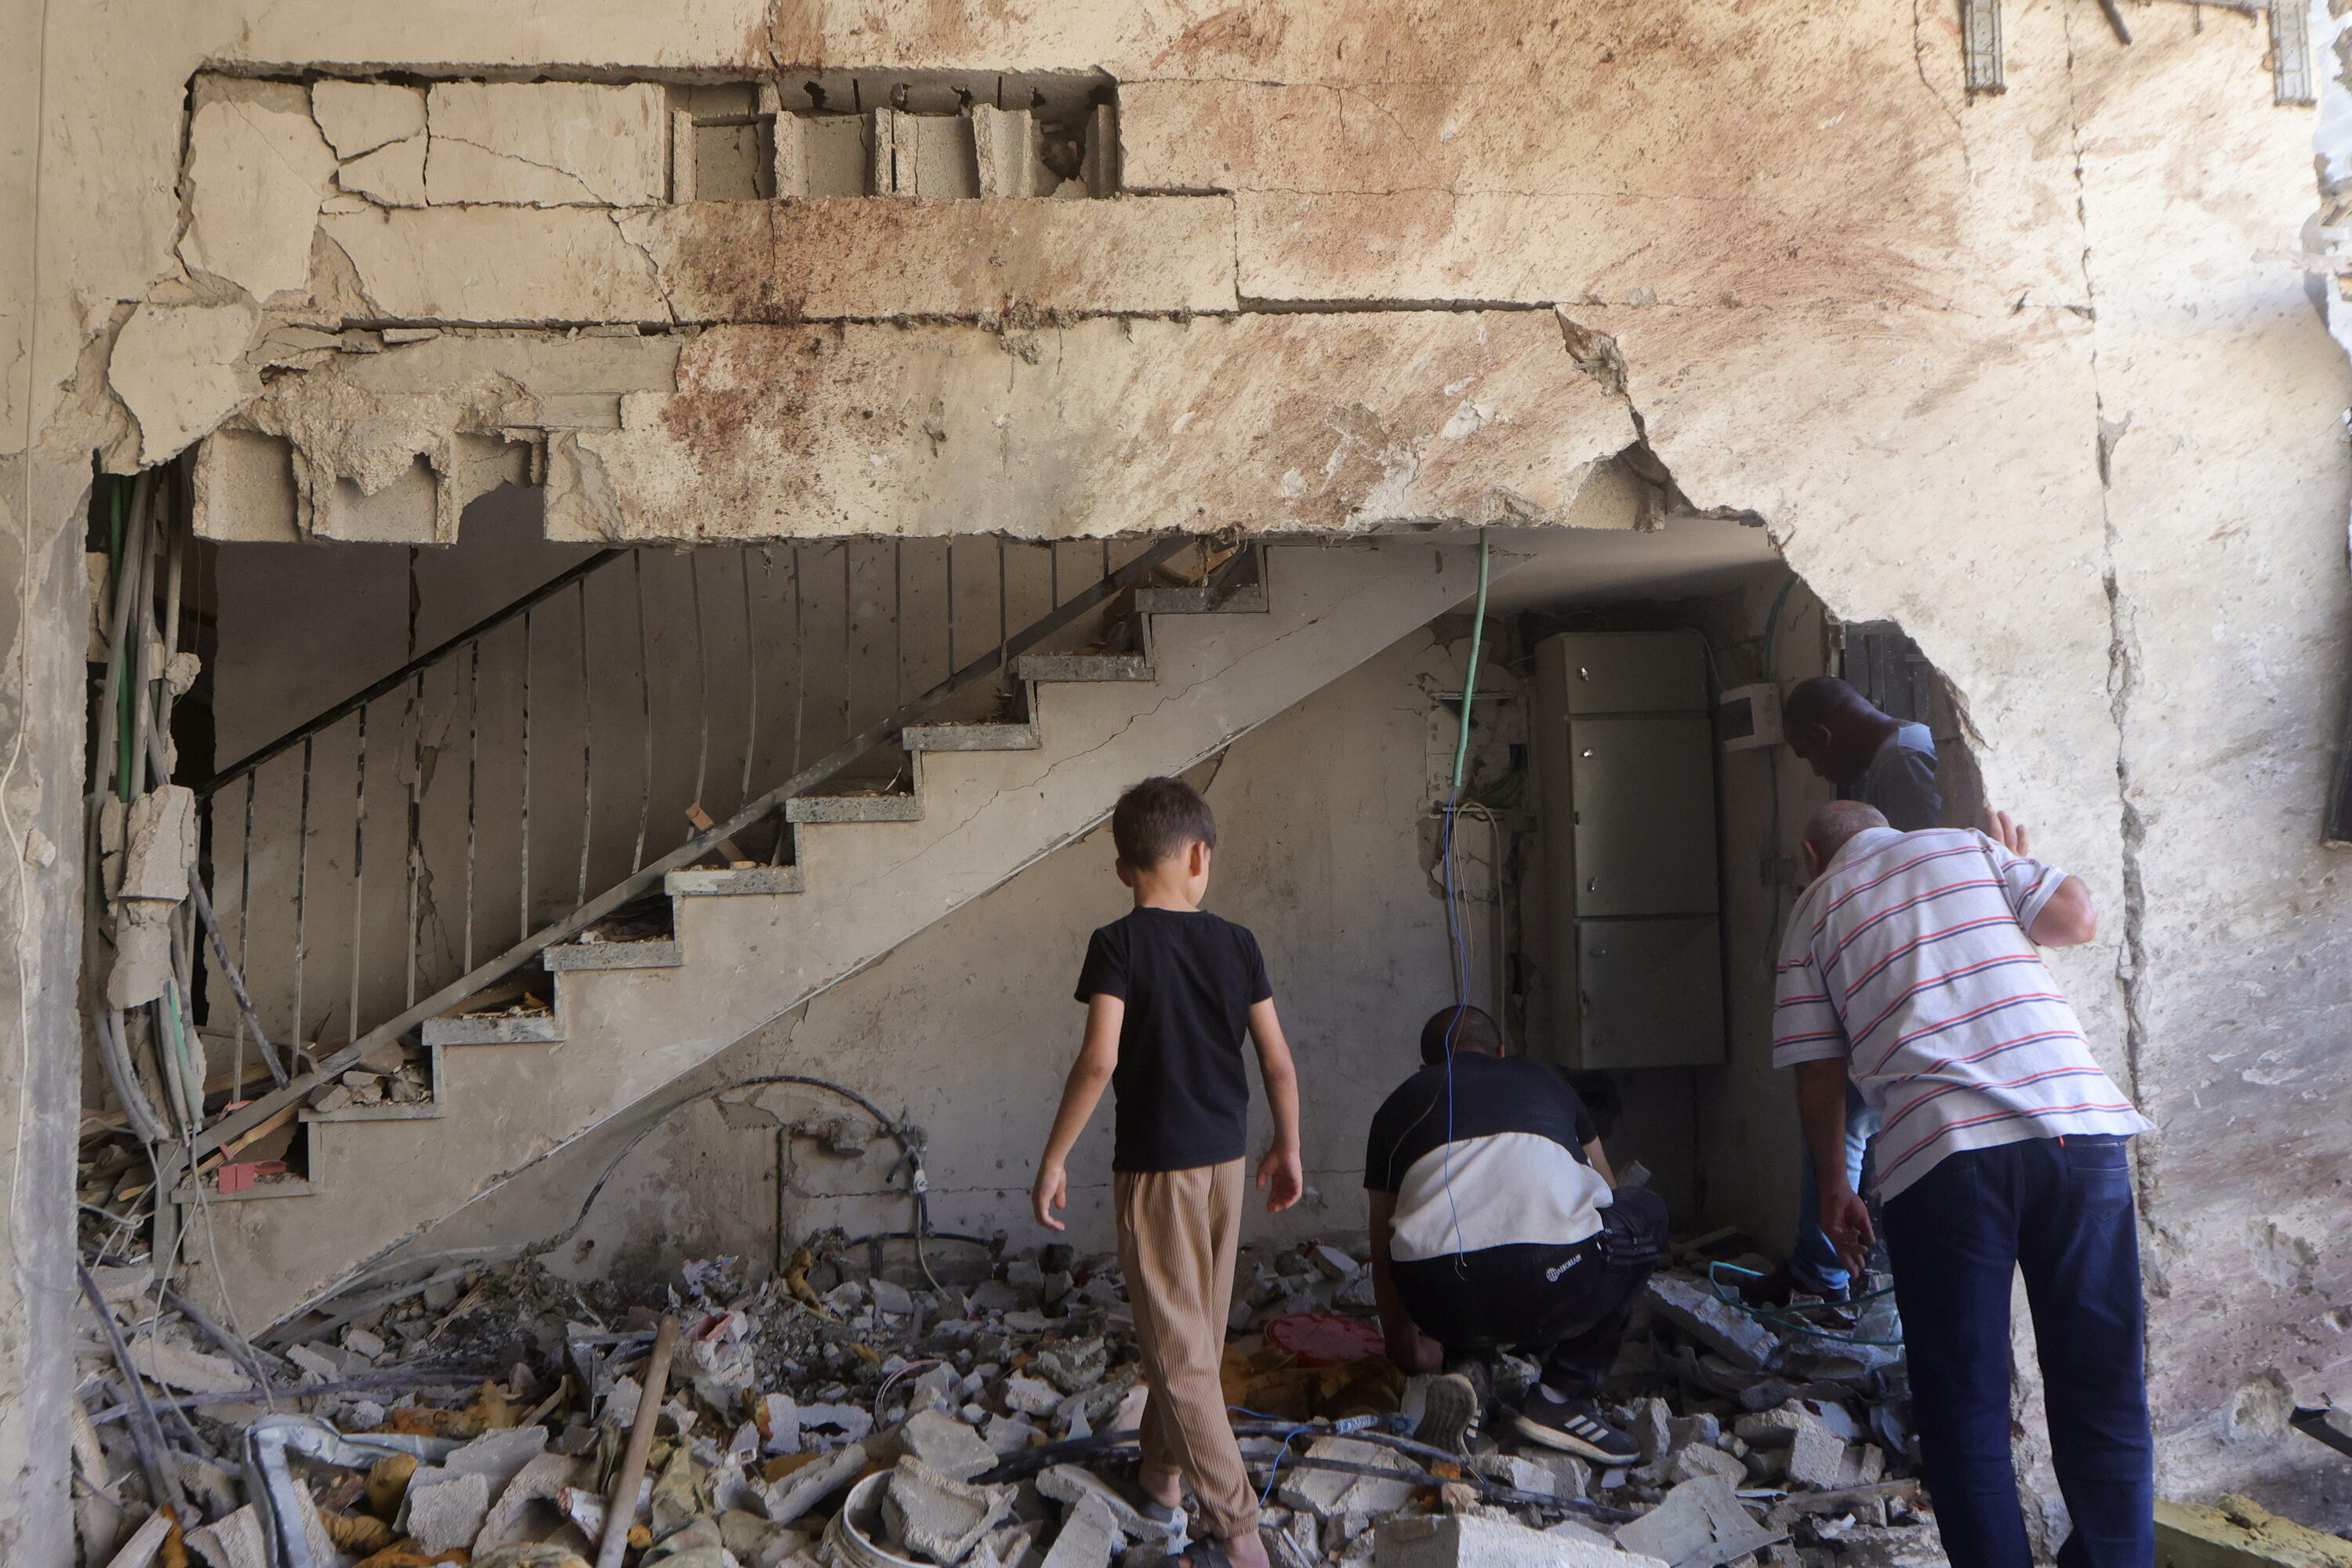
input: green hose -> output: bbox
[1448,530,1492,795]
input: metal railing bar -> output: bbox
[464,644,480,973]
[292,736,311,1051]
[633,555,652,873]
[691,552,712,813]
[520,610,533,942]
[742,550,760,808]
[198,550,624,799]
[405,672,423,1011]
[575,577,593,909]
[188,535,1196,1160]
[348,705,368,1044]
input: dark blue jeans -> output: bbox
[1880,1136,2152,1568]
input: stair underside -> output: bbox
[183,535,1562,1328]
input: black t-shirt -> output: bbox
[1074,906,1273,1173]
[1363,1053,1598,1195]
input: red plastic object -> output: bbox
[1263,1312,1384,1367]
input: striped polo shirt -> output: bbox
[1772,826,2149,1200]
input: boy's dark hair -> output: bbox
[1421,1005,1502,1065]
[1111,776,1218,869]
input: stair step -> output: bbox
[1134,583,1269,614]
[301,1101,442,1124]
[786,793,923,823]
[423,1007,565,1047]
[902,721,1040,753]
[1016,652,1151,682]
[665,865,804,897]
[544,938,685,971]
[172,1174,318,1204]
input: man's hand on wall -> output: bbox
[1984,807,2031,856]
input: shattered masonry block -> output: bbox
[1665,1414,1719,1454]
[1668,1446,1748,1487]
[1040,1494,1125,1568]
[1468,1454,1555,1496]
[1644,1278,1781,1374]
[1004,1374,1064,1417]
[423,82,666,207]
[1037,1465,1184,1548]
[1276,1438,1421,1520]
[983,1414,1040,1457]
[800,1402,875,1443]
[885,1457,1015,1566]
[904,1410,1000,1483]
[1377,1512,1668,1568]
[1783,1428,1847,1492]
[443,1425,551,1496]
[1632,1399,1674,1466]
[1821,1526,1945,1568]
[403,1469,492,1555]
[1613,1475,1780,1568]
[763,1442,869,1526]
[477,1451,584,1552]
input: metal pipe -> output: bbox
[593,1316,679,1568]
[75,1261,183,1518]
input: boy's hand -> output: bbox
[1257,1146,1304,1212]
[1032,1163,1069,1232]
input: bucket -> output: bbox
[822,1470,928,1568]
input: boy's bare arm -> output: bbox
[1032,994,1123,1232]
[1247,997,1304,1213]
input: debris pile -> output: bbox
[70,1230,1940,1568]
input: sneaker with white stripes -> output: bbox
[1507,1386,1642,1465]
[1413,1356,1492,1456]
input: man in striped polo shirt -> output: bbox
[1773,800,2153,1568]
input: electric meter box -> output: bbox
[1530,631,1726,1070]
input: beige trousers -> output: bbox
[1114,1159,1259,1542]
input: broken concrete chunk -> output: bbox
[1668,1446,1747,1487]
[1004,1374,1063,1417]
[402,1468,491,1555]
[179,96,338,300]
[1276,1438,1421,1520]
[1613,1476,1780,1568]
[442,1423,550,1497]
[474,1548,592,1568]
[760,1441,867,1526]
[1784,1427,1846,1491]
[1644,1278,1782,1374]
[1036,1465,1182,1549]
[1377,1513,1668,1568]
[884,1457,1015,1564]
[424,82,667,207]
[983,1414,1040,1457]
[313,80,428,159]
[127,1334,248,1395]
[476,1450,584,1552]
[89,1262,155,1305]
[904,1409,1000,1483]
[1039,1494,1124,1568]
[111,295,268,466]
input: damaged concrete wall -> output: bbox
[9,0,2350,1534]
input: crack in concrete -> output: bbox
[428,130,615,204]
[2059,2,2154,1207]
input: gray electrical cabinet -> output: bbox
[1531,631,1725,1069]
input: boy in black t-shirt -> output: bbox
[1033,777,1302,1568]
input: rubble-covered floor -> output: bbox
[71,1229,1942,1568]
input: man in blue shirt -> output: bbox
[1774,677,1941,1301]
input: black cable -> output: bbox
[76,1260,184,1517]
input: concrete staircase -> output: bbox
[182,535,1547,1327]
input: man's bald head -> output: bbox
[1802,800,1890,870]
[1782,677,1897,786]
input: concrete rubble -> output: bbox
[67,1229,1941,1568]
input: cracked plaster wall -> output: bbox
[5,0,2350,1543]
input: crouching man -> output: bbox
[1364,1006,1667,1463]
